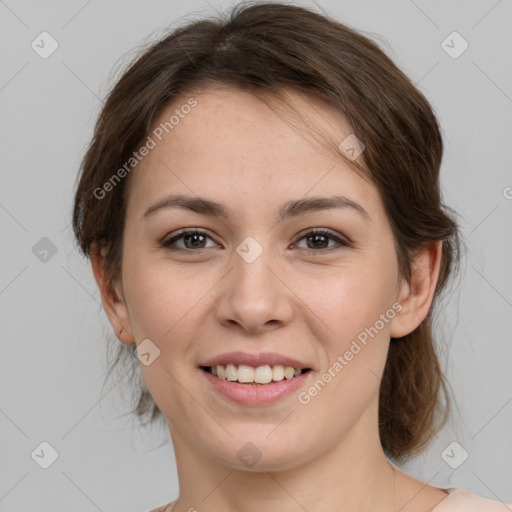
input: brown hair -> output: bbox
[72,0,463,463]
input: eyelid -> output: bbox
[292,228,351,253]
[162,228,217,249]
[294,227,350,244]
[161,227,351,253]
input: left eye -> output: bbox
[162,229,350,253]
[294,229,350,253]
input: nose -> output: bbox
[215,243,294,334]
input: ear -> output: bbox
[90,242,134,345]
[389,240,443,339]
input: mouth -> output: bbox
[199,363,313,405]
[200,364,312,385]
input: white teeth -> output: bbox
[225,363,237,381]
[284,366,295,379]
[207,364,307,384]
[237,364,255,383]
[254,365,272,384]
[272,365,285,381]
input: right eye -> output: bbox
[162,229,218,253]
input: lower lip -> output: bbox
[200,368,312,405]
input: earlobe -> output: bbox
[389,277,412,339]
[90,242,134,345]
[389,241,443,339]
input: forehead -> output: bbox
[125,86,383,225]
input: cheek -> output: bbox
[315,266,396,343]
[122,253,217,346]
[121,254,178,340]
[304,277,393,419]
[124,280,168,340]
[303,255,397,399]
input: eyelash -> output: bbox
[161,228,351,255]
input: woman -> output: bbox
[71,2,511,511]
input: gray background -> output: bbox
[1,0,511,510]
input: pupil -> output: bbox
[308,234,327,249]
[186,234,205,249]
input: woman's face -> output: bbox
[109,86,411,470]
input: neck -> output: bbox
[167,402,396,512]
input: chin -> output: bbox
[201,429,312,472]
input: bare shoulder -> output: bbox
[431,489,512,511]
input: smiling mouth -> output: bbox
[200,364,312,385]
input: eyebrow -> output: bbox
[142,193,371,223]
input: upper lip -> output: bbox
[200,351,312,369]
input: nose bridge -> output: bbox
[232,234,277,301]
[235,234,273,291]
[216,234,293,331]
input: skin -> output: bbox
[91,85,449,512]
